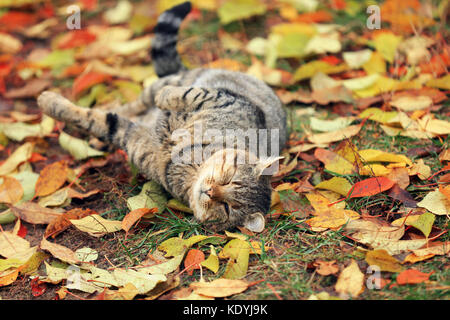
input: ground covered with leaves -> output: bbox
[0,0,449,300]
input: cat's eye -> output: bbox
[223,202,231,215]
[230,180,243,186]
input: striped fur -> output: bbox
[37,2,287,232]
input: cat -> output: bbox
[37,1,287,232]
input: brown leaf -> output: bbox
[313,259,339,276]
[44,208,96,239]
[387,184,417,207]
[121,208,156,234]
[11,201,62,225]
[66,188,101,199]
[0,176,23,204]
[40,238,79,264]
[4,79,51,99]
[35,161,68,198]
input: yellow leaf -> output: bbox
[190,278,248,298]
[417,190,450,216]
[359,163,392,176]
[358,149,412,166]
[426,74,450,90]
[200,246,219,273]
[408,159,431,180]
[335,260,365,298]
[0,142,33,176]
[315,177,352,197]
[294,60,348,82]
[362,51,386,74]
[365,249,403,272]
[372,32,403,63]
[69,214,122,237]
[219,239,250,279]
[307,124,362,145]
[305,209,359,229]
[359,108,398,124]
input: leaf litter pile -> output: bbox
[0,0,449,300]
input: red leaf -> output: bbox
[29,153,48,163]
[349,177,395,198]
[30,277,47,297]
[58,30,97,49]
[184,249,205,275]
[80,0,98,11]
[320,55,342,66]
[396,269,433,285]
[121,208,156,234]
[72,72,111,97]
[16,223,28,238]
[0,12,36,30]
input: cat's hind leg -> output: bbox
[155,86,235,112]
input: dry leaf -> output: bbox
[0,176,23,204]
[40,238,79,265]
[335,260,364,299]
[34,161,68,198]
[190,278,249,298]
[11,201,62,225]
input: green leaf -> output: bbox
[58,131,105,160]
[409,211,435,238]
[126,181,168,213]
[218,0,267,25]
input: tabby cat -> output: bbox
[37,1,287,232]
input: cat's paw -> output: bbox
[37,91,59,113]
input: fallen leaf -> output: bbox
[219,239,250,280]
[409,211,435,238]
[313,259,339,276]
[190,278,249,298]
[315,177,352,197]
[34,161,68,198]
[183,249,205,275]
[335,260,364,299]
[11,201,62,225]
[59,131,105,160]
[44,208,96,238]
[0,231,30,258]
[200,246,219,273]
[314,148,355,175]
[0,142,33,176]
[396,269,433,285]
[40,238,79,265]
[417,190,449,216]
[348,177,395,198]
[121,208,156,234]
[70,214,122,237]
[308,124,362,145]
[390,95,433,111]
[127,180,168,213]
[4,79,51,99]
[0,176,23,204]
[74,247,98,263]
[365,249,403,272]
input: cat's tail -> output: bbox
[151,1,192,77]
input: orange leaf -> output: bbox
[35,161,68,198]
[293,10,333,23]
[349,177,395,198]
[72,72,111,97]
[0,268,20,287]
[44,208,96,239]
[58,29,97,49]
[396,269,433,285]
[121,208,156,234]
[0,176,23,204]
[184,249,205,275]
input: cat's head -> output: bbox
[190,149,281,232]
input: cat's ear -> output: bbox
[243,212,265,233]
[255,156,284,177]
